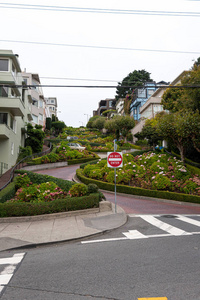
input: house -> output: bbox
[44,97,58,119]
[93,98,116,116]
[131,74,185,142]
[129,82,157,121]
[22,71,46,129]
[0,50,32,175]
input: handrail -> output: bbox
[0,142,53,191]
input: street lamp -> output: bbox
[84,114,89,122]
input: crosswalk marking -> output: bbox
[176,215,200,227]
[0,253,25,296]
[81,215,200,244]
[139,215,191,236]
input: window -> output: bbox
[32,114,38,124]
[10,116,16,132]
[39,114,43,121]
[109,100,113,108]
[11,142,14,155]
[0,59,9,71]
[137,89,147,98]
[0,113,8,125]
[39,99,43,108]
[0,86,8,97]
[32,99,38,107]
[51,99,55,104]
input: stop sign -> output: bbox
[107,152,123,168]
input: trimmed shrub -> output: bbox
[0,193,100,217]
[0,182,16,203]
[68,183,88,197]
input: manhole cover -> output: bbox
[161,215,177,218]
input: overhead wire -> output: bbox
[1,39,200,55]
[0,3,200,17]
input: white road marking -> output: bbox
[139,215,191,236]
[0,253,25,295]
[82,237,127,244]
[176,215,200,228]
[82,215,200,244]
[123,230,148,239]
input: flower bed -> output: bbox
[81,152,200,196]
[29,141,98,165]
[0,171,102,217]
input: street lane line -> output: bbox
[138,298,167,300]
[176,215,200,227]
[81,237,127,244]
[140,215,191,236]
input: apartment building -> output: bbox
[45,97,57,119]
[93,98,116,116]
[22,71,45,128]
[0,50,32,175]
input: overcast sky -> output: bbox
[0,0,200,127]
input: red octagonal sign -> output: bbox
[107,152,123,168]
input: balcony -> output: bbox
[0,124,10,139]
[0,97,25,117]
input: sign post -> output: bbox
[107,151,123,213]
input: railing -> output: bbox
[0,162,8,177]
[0,141,53,191]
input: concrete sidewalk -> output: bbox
[0,202,127,252]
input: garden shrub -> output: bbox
[0,182,16,203]
[15,169,74,192]
[68,183,88,197]
[152,174,172,190]
[14,173,31,190]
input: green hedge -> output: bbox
[0,193,100,217]
[76,169,200,204]
[67,156,99,165]
[0,182,16,203]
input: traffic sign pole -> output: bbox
[107,150,123,213]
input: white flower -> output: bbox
[159,171,163,174]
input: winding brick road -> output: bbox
[35,164,200,215]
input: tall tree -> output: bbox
[156,110,200,162]
[161,64,200,112]
[115,69,153,100]
[25,123,45,153]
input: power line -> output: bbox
[40,76,119,83]
[2,84,200,89]
[1,39,200,55]
[0,3,200,17]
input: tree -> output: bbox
[161,64,200,112]
[115,69,153,100]
[156,110,200,162]
[136,114,163,149]
[52,121,66,136]
[114,115,135,142]
[86,116,100,128]
[25,123,45,153]
[92,117,106,130]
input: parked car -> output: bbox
[68,143,86,150]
